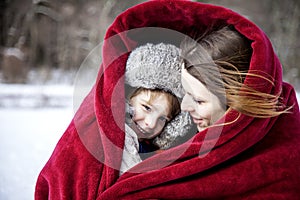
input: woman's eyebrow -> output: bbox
[187,92,203,100]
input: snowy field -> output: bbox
[0,83,299,200]
[0,84,74,200]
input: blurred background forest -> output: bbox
[0,0,299,90]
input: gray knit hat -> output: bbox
[125,43,192,149]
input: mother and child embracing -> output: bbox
[35,1,300,199]
[122,25,293,175]
[122,26,252,175]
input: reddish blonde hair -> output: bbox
[181,26,291,118]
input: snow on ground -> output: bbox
[0,84,73,108]
[0,82,299,200]
[0,84,74,200]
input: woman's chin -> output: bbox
[197,124,209,132]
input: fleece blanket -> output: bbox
[35,0,300,199]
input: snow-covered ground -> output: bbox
[0,84,74,200]
[0,83,299,200]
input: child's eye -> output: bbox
[157,117,168,127]
[142,104,151,111]
[158,117,167,123]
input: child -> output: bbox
[127,88,180,149]
[120,43,192,175]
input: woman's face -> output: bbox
[130,91,170,140]
[181,68,226,132]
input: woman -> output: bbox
[35,0,300,199]
[180,26,290,132]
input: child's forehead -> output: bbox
[139,90,169,103]
[133,90,168,107]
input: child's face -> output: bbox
[130,91,170,140]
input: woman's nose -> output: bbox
[181,94,194,112]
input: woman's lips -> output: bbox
[191,116,203,124]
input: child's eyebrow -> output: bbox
[149,102,171,118]
[140,99,152,106]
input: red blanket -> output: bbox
[35,0,300,199]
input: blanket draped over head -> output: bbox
[35,0,300,199]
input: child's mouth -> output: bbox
[133,122,151,138]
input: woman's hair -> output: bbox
[130,87,181,120]
[181,26,290,118]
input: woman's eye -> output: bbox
[187,93,204,105]
[193,98,204,104]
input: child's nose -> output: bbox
[144,115,157,129]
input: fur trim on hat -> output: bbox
[125,43,184,98]
[125,43,192,149]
